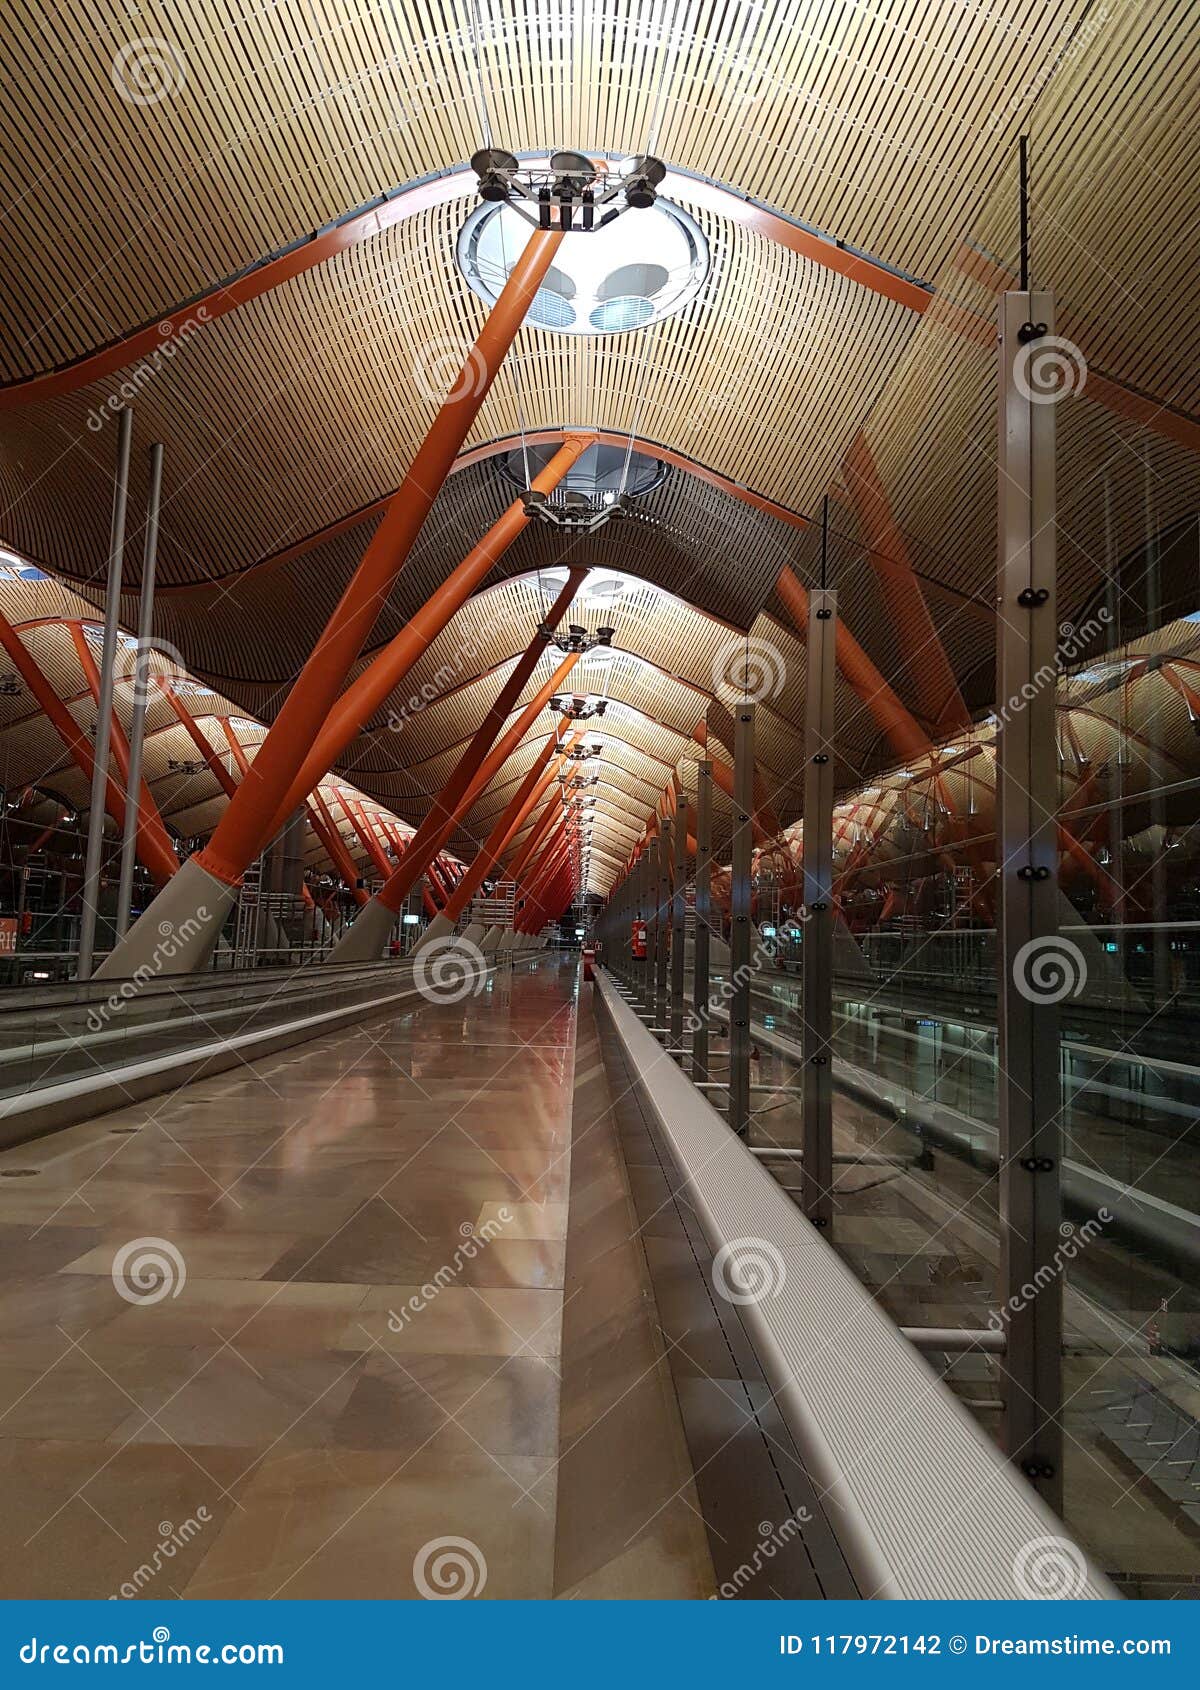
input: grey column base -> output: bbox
[94,857,236,981]
[480,926,502,954]
[459,921,486,947]
[412,911,454,954]
[326,896,396,964]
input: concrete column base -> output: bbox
[412,912,454,954]
[326,896,396,964]
[479,927,502,954]
[94,857,236,981]
[459,921,486,947]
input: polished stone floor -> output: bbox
[0,958,622,1599]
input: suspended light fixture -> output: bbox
[459,154,708,340]
[541,623,616,657]
[470,148,666,231]
[549,693,608,721]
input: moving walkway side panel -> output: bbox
[594,969,1117,1601]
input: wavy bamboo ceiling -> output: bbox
[1,0,1199,898]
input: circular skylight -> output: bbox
[456,199,709,337]
[499,441,666,501]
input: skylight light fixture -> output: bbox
[458,157,708,340]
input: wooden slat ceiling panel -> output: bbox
[0,196,914,590]
[1,1,1091,381]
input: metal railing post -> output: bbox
[801,585,837,1222]
[79,406,133,980]
[729,705,755,1138]
[996,283,1063,1511]
[115,441,164,941]
[655,814,671,1033]
[692,761,713,1081]
[670,798,687,1050]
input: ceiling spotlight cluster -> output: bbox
[471,149,666,230]
[522,485,632,531]
[566,741,603,761]
[543,623,615,656]
[549,691,609,720]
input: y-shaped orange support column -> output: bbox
[98,227,563,980]
[0,611,177,886]
[324,571,587,961]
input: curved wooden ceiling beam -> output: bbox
[0,162,932,411]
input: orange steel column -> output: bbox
[100,229,564,981]
[309,790,369,905]
[351,569,586,918]
[268,439,594,832]
[508,794,565,883]
[842,432,970,733]
[775,564,932,764]
[160,683,238,799]
[441,731,582,926]
[69,623,175,869]
[0,611,177,886]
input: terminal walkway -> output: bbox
[0,957,711,1599]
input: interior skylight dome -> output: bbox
[457,198,709,336]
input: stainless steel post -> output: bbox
[692,761,713,1081]
[996,286,1063,1509]
[670,797,687,1050]
[729,705,755,1138]
[655,814,671,1032]
[115,441,164,941]
[78,405,133,980]
[801,586,837,1220]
